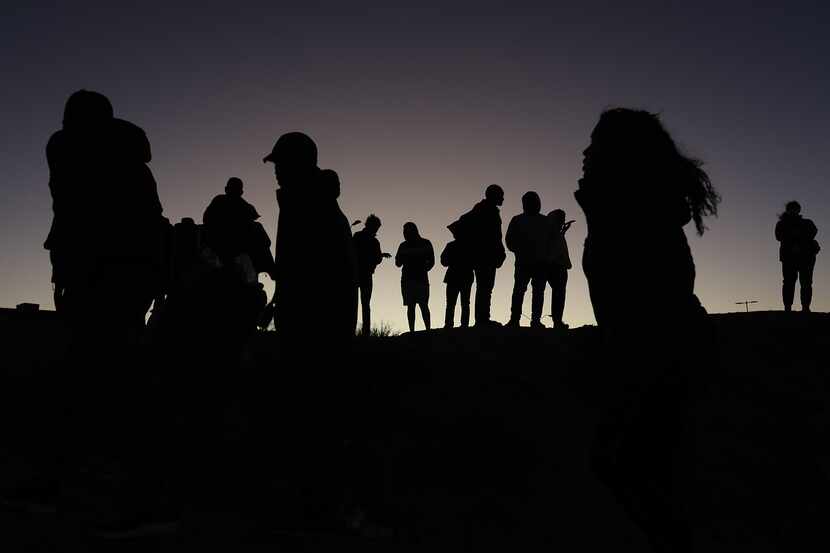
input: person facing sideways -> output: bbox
[775,201,819,312]
[352,214,391,336]
[576,108,719,553]
[202,176,275,281]
[261,133,363,532]
[263,133,357,341]
[505,191,550,328]
[451,184,507,326]
[441,222,475,328]
[395,222,435,332]
[542,209,573,330]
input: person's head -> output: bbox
[521,191,541,215]
[783,200,802,218]
[403,222,419,241]
[485,184,505,207]
[225,177,243,197]
[319,168,340,199]
[582,108,719,235]
[62,90,114,131]
[263,132,318,186]
[548,209,566,229]
[365,214,381,234]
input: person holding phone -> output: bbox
[541,209,573,330]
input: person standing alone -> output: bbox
[775,201,819,312]
[395,222,434,332]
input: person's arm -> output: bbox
[372,238,383,266]
[440,243,452,267]
[495,214,506,267]
[505,216,519,253]
[805,220,818,241]
[395,244,405,267]
[775,220,785,242]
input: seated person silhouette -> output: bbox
[395,222,435,332]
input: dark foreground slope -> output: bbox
[0,311,828,551]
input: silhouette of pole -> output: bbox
[735,300,759,312]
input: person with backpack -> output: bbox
[505,191,549,328]
[441,223,474,328]
[352,214,391,335]
[395,222,435,332]
[451,184,507,327]
[775,201,819,312]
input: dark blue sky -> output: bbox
[2,1,827,328]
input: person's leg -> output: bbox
[420,301,431,330]
[530,269,546,325]
[445,284,458,328]
[551,267,568,327]
[799,258,815,312]
[360,279,373,335]
[474,266,496,324]
[509,265,531,326]
[459,282,472,327]
[407,304,416,332]
[782,261,797,311]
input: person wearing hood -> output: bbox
[505,191,549,327]
[775,201,819,312]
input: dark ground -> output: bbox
[0,311,828,551]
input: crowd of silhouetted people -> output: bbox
[5,90,822,551]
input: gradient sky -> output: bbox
[1,1,828,331]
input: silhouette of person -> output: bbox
[576,108,719,553]
[264,135,357,340]
[262,133,360,529]
[395,222,435,332]
[37,90,172,532]
[202,176,275,279]
[775,201,819,312]
[44,90,165,335]
[505,191,549,328]
[353,214,390,335]
[441,223,474,328]
[452,184,507,326]
[541,209,573,329]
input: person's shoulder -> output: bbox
[46,129,67,158]
[111,118,152,162]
